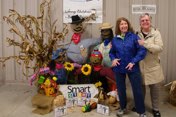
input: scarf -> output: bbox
[71,33,81,44]
[104,39,111,46]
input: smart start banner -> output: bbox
[59,84,98,99]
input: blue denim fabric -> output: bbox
[115,72,145,114]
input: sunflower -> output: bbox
[81,64,92,76]
[64,62,74,71]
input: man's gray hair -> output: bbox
[139,13,152,21]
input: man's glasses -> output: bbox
[140,19,150,22]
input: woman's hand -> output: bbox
[112,59,121,67]
[125,62,135,70]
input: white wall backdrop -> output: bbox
[0,0,176,85]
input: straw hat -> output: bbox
[99,22,113,30]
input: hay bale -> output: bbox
[169,81,176,106]
[31,94,55,115]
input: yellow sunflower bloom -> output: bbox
[64,62,74,71]
[81,64,92,76]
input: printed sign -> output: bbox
[66,99,78,107]
[132,5,156,14]
[97,104,110,116]
[63,0,103,23]
[59,84,98,99]
[77,98,87,106]
[54,106,67,117]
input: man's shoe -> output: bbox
[152,110,161,117]
[131,107,136,112]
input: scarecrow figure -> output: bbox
[96,22,114,67]
[76,50,116,92]
[89,50,114,92]
[66,15,101,64]
[48,48,67,84]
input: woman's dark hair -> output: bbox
[115,17,134,35]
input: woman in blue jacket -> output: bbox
[109,17,147,117]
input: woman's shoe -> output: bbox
[139,113,147,117]
[152,110,161,117]
[116,109,127,117]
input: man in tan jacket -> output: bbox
[137,13,164,117]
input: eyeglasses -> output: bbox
[141,19,150,22]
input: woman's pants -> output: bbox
[142,83,160,110]
[115,72,145,114]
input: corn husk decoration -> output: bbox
[0,0,68,76]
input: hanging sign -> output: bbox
[132,5,156,14]
[63,0,103,23]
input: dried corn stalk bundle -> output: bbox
[0,0,68,76]
[169,81,176,106]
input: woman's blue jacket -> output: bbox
[109,32,147,73]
